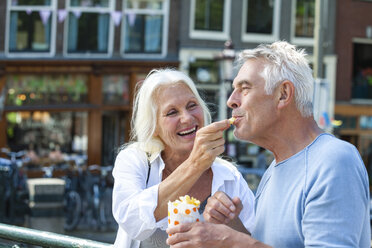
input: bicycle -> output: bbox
[0,148,29,225]
[63,156,86,231]
[84,164,115,231]
[63,162,83,231]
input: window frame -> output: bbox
[189,0,231,41]
[241,0,281,43]
[5,0,57,58]
[63,0,115,58]
[120,0,170,58]
[290,0,315,46]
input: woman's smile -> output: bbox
[177,125,198,137]
[155,83,204,154]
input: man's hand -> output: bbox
[203,191,243,225]
[167,222,270,248]
[166,222,233,248]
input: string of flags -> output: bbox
[23,9,127,27]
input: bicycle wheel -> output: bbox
[64,190,82,231]
[99,187,115,229]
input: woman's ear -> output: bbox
[277,80,295,109]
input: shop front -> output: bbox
[334,40,372,181]
[0,60,178,167]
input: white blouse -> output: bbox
[112,145,255,248]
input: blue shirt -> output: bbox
[252,133,370,247]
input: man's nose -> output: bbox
[227,90,239,109]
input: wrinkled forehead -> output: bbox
[153,82,198,109]
[154,81,193,98]
[232,59,266,87]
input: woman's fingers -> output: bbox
[200,119,230,134]
[187,120,230,172]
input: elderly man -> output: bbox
[167,41,370,248]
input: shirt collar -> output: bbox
[211,160,235,194]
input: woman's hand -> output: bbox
[187,120,230,172]
[155,120,230,221]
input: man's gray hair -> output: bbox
[237,41,314,117]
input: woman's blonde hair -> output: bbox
[125,68,211,159]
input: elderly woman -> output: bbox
[112,69,255,248]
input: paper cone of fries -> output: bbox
[168,195,202,229]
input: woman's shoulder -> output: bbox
[116,143,147,161]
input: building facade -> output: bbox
[333,0,372,177]
[0,0,179,166]
[177,0,337,166]
[1,0,370,173]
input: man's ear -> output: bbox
[277,80,294,109]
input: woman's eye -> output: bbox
[187,103,197,109]
[166,110,177,116]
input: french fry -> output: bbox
[229,117,236,125]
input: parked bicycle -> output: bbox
[88,165,115,230]
[63,161,83,231]
[63,163,115,231]
[0,148,29,225]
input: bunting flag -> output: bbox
[58,9,67,23]
[39,10,51,25]
[72,10,82,19]
[111,11,122,26]
[81,0,91,7]
[127,12,136,27]
[26,8,32,15]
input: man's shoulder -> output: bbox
[309,133,357,157]
[306,133,364,174]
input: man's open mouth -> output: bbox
[177,126,197,136]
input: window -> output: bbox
[352,42,372,100]
[5,111,88,155]
[241,0,281,42]
[189,59,220,121]
[6,0,56,57]
[65,0,115,57]
[122,0,169,57]
[6,74,88,107]
[291,0,315,45]
[102,75,130,105]
[189,0,231,40]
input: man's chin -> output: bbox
[233,129,251,142]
